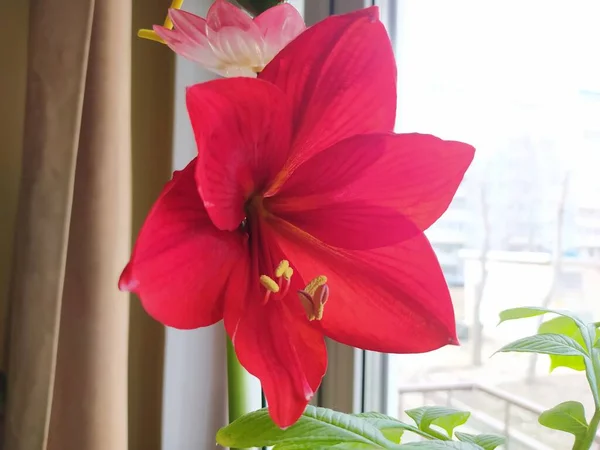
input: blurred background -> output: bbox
[380,1,600,448]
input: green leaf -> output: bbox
[352,413,409,443]
[405,406,470,438]
[275,444,379,450]
[455,432,505,450]
[538,401,588,446]
[398,442,483,449]
[498,307,600,408]
[499,306,583,324]
[495,333,588,357]
[498,307,595,351]
[353,412,438,443]
[538,317,592,371]
[216,406,393,449]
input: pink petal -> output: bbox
[254,3,306,59]
[186,78,292,231]
[169,8,208,38]
[119,159,246,329]
[153,25,220,68]
[206,0,255,31]
[272,220,458,353]
[259,7,397,173]
[272,133,475,234]
[206,25,264,71]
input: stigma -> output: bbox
[298,276,329,321]
[259,260,293,304]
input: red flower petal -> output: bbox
[223,255,326,428]
[186,78,292,231]
[119,159,246,329]
[259,7,397,176]
[268,201,419,250]
[272,220,458,353]
[272,133,475,236]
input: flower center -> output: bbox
[259,260,329,321]
[246,195,330,321]
[259,259,294,304]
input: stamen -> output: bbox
[138,0,185,44]
[275,260,290,278]
[137,29,166,44]
[280,277,291,299]
[259,275,280,293]
[283,267,294,281]
[259,261,296,305]
[262,290,272,305]
[298,291,315,320]
[297,276,329,321]
[163,0,185,29]
[314,284,329,321]
[315,284,329,306]
[304,275,328,296]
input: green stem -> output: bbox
[227,337,248,450]
[576,408,600,450]
[577,349,600,450]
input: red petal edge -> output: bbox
[120,159,246,329]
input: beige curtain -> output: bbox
[1,0,174,449]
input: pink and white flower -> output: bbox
[154,0,306,78]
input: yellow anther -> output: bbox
[137,29,166,44]
[283,267,294,281]
[138,0,184,44]
[304,275,328,296]
[163,0,185,29]
[275,260,290,278]
[259,275,280,293]
[298,278,329,321]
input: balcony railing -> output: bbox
[398,381,600,450]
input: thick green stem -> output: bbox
[576,409,600,450]
[577,349,600,450]
[227,337,248,450]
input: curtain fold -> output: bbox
[47,0,132,447]
[0,2,29,371]
[0,1,29,445]
[4,0,96,448]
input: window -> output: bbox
[559,271,583,292]
[377,1,600,446]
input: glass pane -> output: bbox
[379,1,600,447]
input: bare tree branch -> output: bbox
[472,182,491,366]
[526,171,570,382]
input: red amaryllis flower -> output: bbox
[120,7,474,427]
